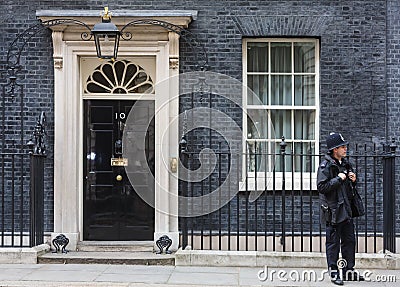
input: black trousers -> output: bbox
[326,219,356,272]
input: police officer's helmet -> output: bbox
[326,132,349,151]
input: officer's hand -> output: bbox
[338,173,347,181]
[348,172,356,182]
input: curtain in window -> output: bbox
[247,43,268,104]
[294,43,315,73]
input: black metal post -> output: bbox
[29,153,45,247]
[28,112,47,247]
[383,139,397,253]
[179,136,189,249]
[280,136,287,251]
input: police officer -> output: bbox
[317,132,364,285]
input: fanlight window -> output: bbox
[84,60,154,94]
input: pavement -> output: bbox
[0,263,399,287]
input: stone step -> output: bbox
[38,251,174,265]
[76,241,154,252]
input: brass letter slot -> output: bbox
[111,158,128,167]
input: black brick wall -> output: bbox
[387,0,400,232]
[0,0,397,235]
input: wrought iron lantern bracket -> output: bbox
[3,10,209,97]
[3,18,93,98]
[120,19,208,71]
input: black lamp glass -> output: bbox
[91,7,121,60]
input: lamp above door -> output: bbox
[91,7,120,60]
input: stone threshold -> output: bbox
[38,241,174,265]
[38,250,174,265]
[76,241,154,252]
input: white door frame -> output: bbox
[38,10,196,251]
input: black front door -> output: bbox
[83,100,155,240]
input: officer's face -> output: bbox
[333,145,347,160]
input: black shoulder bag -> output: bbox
[344,162,365,218]
[350,187,365,217]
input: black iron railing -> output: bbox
[0,113,46,248]
[179,139,398,253]
[0,153,30,247]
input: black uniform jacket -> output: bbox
[317,154,355,224]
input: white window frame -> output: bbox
[242,38,320,190]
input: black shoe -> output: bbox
[331,277,344,285]
[330,271,344,286]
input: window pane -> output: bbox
[294,76,315,106]
[294,110,315,140]
[270,110,291,139]
[247,42,268,72]
[246,141,272,172]
[247,110,269,139]
[247,75,268,104]
[271,75,292,105]
[294,142,316,172]
[294,42,315,73]
[271,42,291,73]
